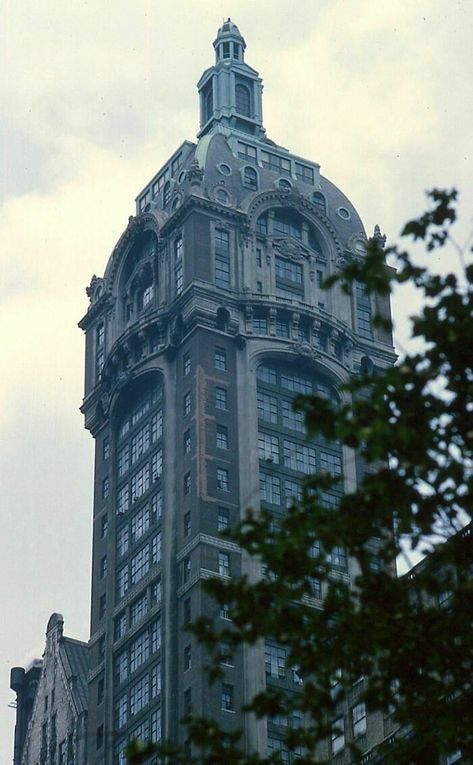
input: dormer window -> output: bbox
[235,84,251,117]
[243,166,258,190]
[312,192,326,214]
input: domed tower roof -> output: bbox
[214,17,246,54]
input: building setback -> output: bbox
[10,614,88,765]
[79,19,395,765]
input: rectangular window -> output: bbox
[184,392,191,416]
[215,386,228,410]
[184,471,191,495]
[130,505,150,542]
[116,694,128,729]
[352,702,367,737]
[331,717,345,754]
[258,432,280,463]
[356,281,373,338]
[221,683,234,711]
[218,506,229,531]
[116,566,128,598]
[283,439,316,474]
[116,525,129,557]
[184,644,191,671]
[183,353,191,375]
[257,392,278,423]
[216,425,228,449]
[114,613,127,641]
[257,364,277,385]
[275,257,303,285]
[215,229,230,289]
[267,737,289,763]
[130,675,149,717]
[281,400,305,433]
[220,603,230,620]
[183,557,191,583]
[102,477,109,499]
[131,464,150,501]
[118,445,130,477]
[100,513,108,538]
[256,281,263,293]
[151,663,161,698]
[152,449,163,480]
[152,532,162,564]
[217,468,229,491]
[259,472,281,506]
[99,593,107,618]
[152,490,163,521]
[175,261,183,295]
[117,484,129,515]
[130,546,149,585]
[327,546,348,571]
[103,436,109,461]
[131,425,150,464]
[256,247,262,266]
[261,150,291,176]
[218,551,230,577]
[130,594,148,626]
[100,555,107,578]
[184,429,191,453]
[265,643,286,678]
[184,688,192,715]
[214,347,227,371]
[184,512,191,537]
[295,162,314,184]
[285,479,302,508]
[320,451,342,476]
[129,631,150,674]
[276,319,289,338]
[252,317,268,334]
[237,141,257,164]
[151,410,162,443]
[151,579,162,606]
[184,597,191,624]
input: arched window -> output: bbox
[278,179,292,190]
[235,84,251,117]
[205,88,213,123]
[163,182,171,207]
[243,167,258,191]
[312,192,326,214]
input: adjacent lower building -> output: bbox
[10,614,88,765]
[78,19,395,765]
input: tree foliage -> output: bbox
[132,190,473,765]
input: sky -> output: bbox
[1,0,472,757]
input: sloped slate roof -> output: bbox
[60,637,88,714]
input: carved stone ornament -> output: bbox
[100,392,111,416]
[272,237,310,262]
[293,341,318,361]
[372,224,387,249]
[86,275,104,301]
[187,159,204,187]
[345,232,368,258]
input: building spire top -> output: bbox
[213,18,246,63]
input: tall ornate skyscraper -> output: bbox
[80,19,394,764]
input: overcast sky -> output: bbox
[1,0,472,757]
